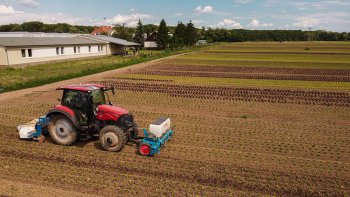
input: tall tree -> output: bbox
[172,22,186,48]
[133,20,145,47]
[156,19,170,49]
[185,20,198,46]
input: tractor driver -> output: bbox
[75,91,89,125]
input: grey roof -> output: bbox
[84,35,140,46]
[0,32,79,38]
[0,37,106,47]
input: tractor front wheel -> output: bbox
[99,125,126,152]
[49,115,77,146]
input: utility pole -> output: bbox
[306,27,312,50]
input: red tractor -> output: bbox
[46,84,138,152]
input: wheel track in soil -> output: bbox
[0,147,348,197]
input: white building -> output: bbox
[144,32,158,49]
[0,33,140,66]
[0,37,108,66]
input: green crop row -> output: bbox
[118,74,350,90]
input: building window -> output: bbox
[88,46,91,53]
[74,46,77,54]
[101,45,103,52]
[61,47,64,55]
[56,47,59,55]
[21,49,26,58]
[78,46,80,53]
[28,49,32,57]
[98,45,101,52]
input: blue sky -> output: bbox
[0,0,350,32]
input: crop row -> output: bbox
[92,81,350,107]
[149,64,350,76]
[135,70,350,82]
[106,77,173,82]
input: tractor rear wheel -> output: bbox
[99,125,126,152]
[49,115,77,146]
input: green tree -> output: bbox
[69,26,79,33]
[156,19,170,49]
[185,21,198,46]
[133,20,145,47]
[10,24,23,32]
[20,21,44,32]
[112,24,135,41]
[0,24,17,32]
[144,24,158,36]
[172,22,186,48]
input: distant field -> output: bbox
[172,42,350,69]
[0,41,349,196]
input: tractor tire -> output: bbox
[49,114,77,146]
[99,125,126,152]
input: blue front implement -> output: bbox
[140,128,173,156]
[33,116,49,138]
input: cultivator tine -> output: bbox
[38,135,45,144]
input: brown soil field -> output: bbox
[0,42,349,196]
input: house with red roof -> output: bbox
[90,26,116,36]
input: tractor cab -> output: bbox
[59,84,109,125]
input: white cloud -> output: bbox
[217,19,242,29]
[0,5,23,14]
[235,0,253,4]
[289,0,350,11]
[0,5,152,27]
[247,19,274,27]
[194,5,214,14]
[248,19,259,27]
[292,12,350,29]
[0,5,93,25]
[106,13,152,27]
[18,0,40,8]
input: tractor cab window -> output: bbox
[62,90,78,107]
[62,90,89,109]
[91,89,106,108]
[62,90,89,125]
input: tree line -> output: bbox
[0,21,94,34]
[198,28,350,42]
[1,21,349,46]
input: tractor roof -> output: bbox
[58,84,106,92]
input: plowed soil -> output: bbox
[0,42,349,196]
